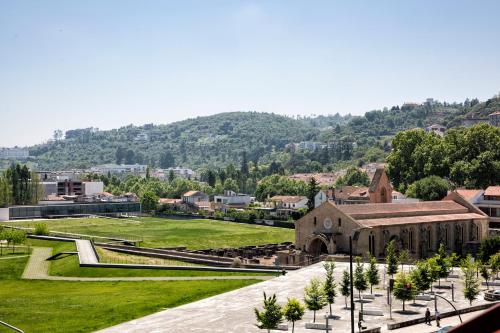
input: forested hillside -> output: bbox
[21,95,500,172]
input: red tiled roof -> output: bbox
[270,196,307,203]
[455,189,483,201]
[159,198,182,204]
[183,190,204,197]
[358,213,486,228]
[334,201,468,219]
[348,187,369,198]
[484,186,500,196]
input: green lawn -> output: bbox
[0,255,259,333]
[3,216,295,249]
[28,239,273,278]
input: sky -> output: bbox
[1,1,499,147]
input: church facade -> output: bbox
[295,192,489,259]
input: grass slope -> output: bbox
[4,216,295,249]
[28,239,272,278]
[0,256,259,333]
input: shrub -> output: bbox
[34,223,49,236]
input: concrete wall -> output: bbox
[0,208,9,221]
[83,181,104,195]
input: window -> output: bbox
[409,230,414,251]
[313,217,317,226]
[428,229,431,250]
[338,218,342,227]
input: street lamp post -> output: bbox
[349,236,355,333]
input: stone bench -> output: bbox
[415,295,434,301]
[305,322,332,330]
[354,294,375,299]
[363,308,384,316]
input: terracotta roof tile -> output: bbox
[484,186,500,196]
[333,201,468,219]
[455,189,483,201]
[358,213,486,228]
[270,196,307,203]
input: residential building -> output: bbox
[314,189,334,208]
[296,192,488,259]
[268,195,308,217]
[425,124,446,136]
[166,167,195,179]
[182,191,209,205]
[0,147,29,159]
[391,190,420,204]
[461,118,489,128]
[451,187,500,228]
[214,190,252,210]
[90,164,147,175]
[489,111,500,126]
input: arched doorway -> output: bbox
[309,237,329,256]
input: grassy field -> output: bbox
[27,239,274,278]
[3,216,295,249]
[0,254,260,333]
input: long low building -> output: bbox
[295,192,489,259]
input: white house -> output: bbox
[214,190,252,206]
[314,190,334,208]
[182,191,209,204]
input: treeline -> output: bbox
[387,123,500,193]
[0,164,43,207]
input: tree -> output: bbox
[354,257,368,301]
[168,170,175,182]
[398,249,409,271]
[479,262,491,289]
[283,298,304,333]
[254,292,283,333]
[323,261,337,315]
[489,252,500,279]
[386,240,398,277]
[335,167,370,187]
[365,254,380,294]
[405,176,449,201]
[240,151,249,176]
[140,191,159,212]
[393,271,416,311]
[306,177,320,211]
[410,260,433,294]
[159,150,175,169]
[435,243,451,286]
[340,270,351,309]
[461,256,480,305]
[479,236,500,262]
[426,256,441,292]
[304,278,327,323]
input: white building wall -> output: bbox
[0,208,9,221]
[83,182,104,195]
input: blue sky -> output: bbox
[1,0,499,146]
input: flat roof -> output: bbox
[358,213,486,228]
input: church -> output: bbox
[295,170,489,259]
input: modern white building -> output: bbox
[425,124,446,137]
[448,187,500,228]
[90,164,147,175]
[0,148,29,159]
[214,190,252,206]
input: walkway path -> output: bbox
[0,255,30,260]
[75,239,99,264]
[21,247,272,282]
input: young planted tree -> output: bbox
[393,271,416,311]
[461,256,480,306]
[426,256,440,292]
[411,261,432,294]
[323,261,337,316]
[365,254,380,294]
[354,257,368,302]
[340,270,351,309]
[304,278,327,323]
[283,298,305,333]
[306,177,320,211]
[386,240,398,278]
[480,262,491,289]
[435,243,451,286]
[254,292,283,333]
[489,253,500,279]
[398,249,409,271]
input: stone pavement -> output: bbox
[75,239,99,264]
[95,261,494,333]
[22,247,51,279]
[386,310,485,332]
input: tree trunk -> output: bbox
[313,310,316,323]
[345,296,347,309]
[403,300,405,311]
[438,279,441,287]
[329,303,332,315]
[292,321,295,333]
[371,284,373,294]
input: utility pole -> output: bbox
[349,236,355,333]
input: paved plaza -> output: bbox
[96,261,494,333]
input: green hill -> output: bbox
[18,95,500,172]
